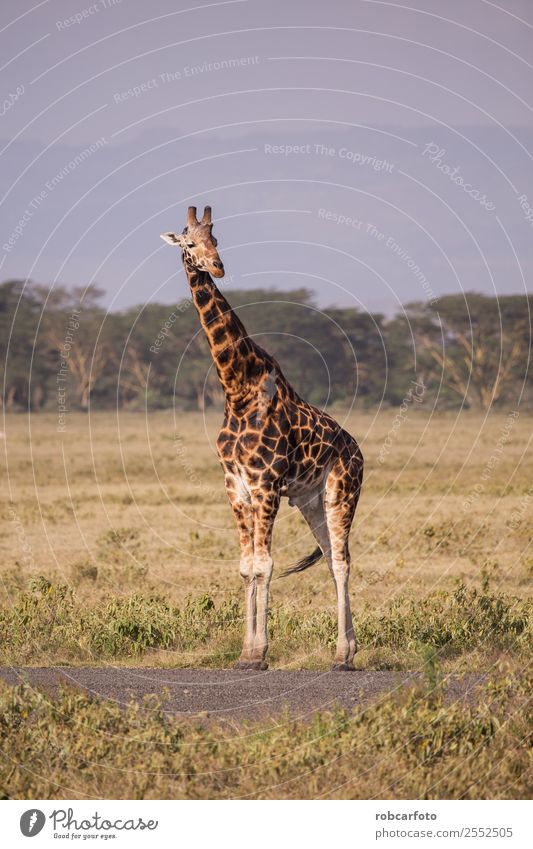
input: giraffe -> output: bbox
[161,206,364,671]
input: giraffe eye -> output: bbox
[186,241,195,248]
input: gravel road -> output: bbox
[0,667,485,721]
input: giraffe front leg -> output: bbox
[225,481,257,669]
[233,504,257,669]
[235,576,257,668]
[250,489,280,669]
[235,536,257,669]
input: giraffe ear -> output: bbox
[160,232,185,246]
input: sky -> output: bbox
[1,0,533,316]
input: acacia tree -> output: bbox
[111,306,173,408]
[380,306,441,405]
[38,284,112,410]
[412,294,531,409]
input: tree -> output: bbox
[418,294,531,409]
[0,280,53,410]
[38,284,112,410]
[1,280,530,412]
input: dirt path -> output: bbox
[0,667,486,720]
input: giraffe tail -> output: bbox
[278,546,323,578]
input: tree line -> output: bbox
[1,279,530,412]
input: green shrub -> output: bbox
[357,580,531,654]
[85,595,179,656]
[0,577,530,665]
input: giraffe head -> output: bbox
[160,206,225,278]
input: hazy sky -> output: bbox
[1,0,532,315]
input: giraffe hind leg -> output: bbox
[293,486,356,669]
[325,453,363,670]
[292,489,331,562]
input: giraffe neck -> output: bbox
[184,261,271,405]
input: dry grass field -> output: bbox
[1,407,531,799]
[1,407,531,670]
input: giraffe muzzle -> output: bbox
[210,259,225,278]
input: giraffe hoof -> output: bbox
[331,662,356,672]
[234,660,268,671]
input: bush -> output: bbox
[357,581,531,654]
[0,577,530,665]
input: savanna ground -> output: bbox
[1,408,531,798]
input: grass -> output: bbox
[1,409,531,650]
[0,574,530,669]
[0,408,531,798]
[1,664,530,799]
[1,408,531,672]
